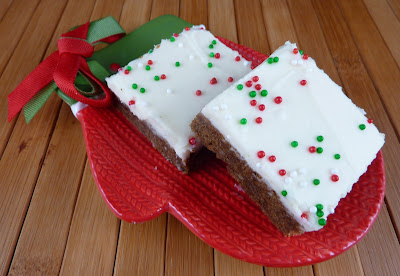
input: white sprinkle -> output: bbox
[300,181,307,187]
[138,62,143,68]
[226,135,231,140]
[285,177,293,184]
[298,59,304,65]
[166,88,172,94]
[331,168,339,175]
[256,162,261,168]
[291,59,298,65]
[307,67,313,73]
[213,106,220,111]
[298,168,307,175]
[225,114,232,120]
[221,103,228,110]
[189,55,195,60]
[290,171,298,178]
[243,60,249,66]
[328,207,335,214]
[178,43,183,47]
[310,206,317,213]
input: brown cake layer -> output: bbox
[191,113,304,236]
[114,97,212,173]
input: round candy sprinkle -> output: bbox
[301,213,308,219]
[313,179,320,185]
[195,90,202,96]
[259,104,265,111]
[269,155,276,162]
[331,174,339,182]
[209,52,215,57]
[147,60,153,65]
[256,117,263,124]
[309,146,316,153]
[359,124,366,130]
[237,84,243,90]
[228,77,234,82]
[317,135,324,142]
[316,147,323,154]
[145,65,151,70]
[255,84,262,90]
[175,61,180,67]
[267,58,273,64]
[299,49,304,55]
[210,77,217,84]
[128,100,135,105]
[250,100,257,106]
[173,33,178,37]
[185,26,190,31]
[209,44,214,49]
[215,53,220,59]
[154,76,160,81]
[132,83,138,89]
[249,91,257,98]
[273,57,279,62]
[252,76,259,82]
[126,66,132,71]
[124,69,130,74]
[260,90,268,97]
[235,56,241,61]
[257,151,265,158]
[274,96,283,104]
[279,169,286,176]
[212,40,217,45]
[318,218,326,226]
[161,74,166,79]
[208,62,213,68]
[140,88,146,93]
[317,210,324,217]
[149,49,153,53]
[368,118,373,124]
[300,80,307,86]
[240,118,247,125]
[246,81,252,87]
[334,154,341,160]
[303,54,309,60]
[281,190,288,196]
[189,137,196,145]
[316,204,323,210]
[291,141,299,148]
[293,48,299,54]
[170,37,175,42]
[110,63,121,71]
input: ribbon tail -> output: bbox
[23,81,58,123]
[7,52,59,121]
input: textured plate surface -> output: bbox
[77,38,385,267]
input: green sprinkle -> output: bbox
[209,52,215,57]
[149,49,153,54]
[317,135,324,142]
[170,37,175,42]
[334,154,341,160]
[317,147,323,154]
[126,66,132,71]
[175,61,180,67]
[281,190,288,197]
[273,56,279,62]
[313,179,320,185]
[316,204,324,211]
[208,62,213,68]
[237,84,243,90]
[140,88,146,93]
[209,44,214,49]
[299,49,304,55]
[318,218,326,226]
[212,40,217,45]
[260,90,268,97]
[154,76,160,81]
[359,124,366,130]
[132,83,138,89]
[240,118,247,125]
[145,65,151,71]
[317,210,324,218]
[291,141,299,148]
[267,58,273,64]
[249,91,257,98]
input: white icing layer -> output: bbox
[201,41,385,232]
[106,26,251,162]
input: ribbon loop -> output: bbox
[57,37,94,57]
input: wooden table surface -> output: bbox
[1,0,400,275]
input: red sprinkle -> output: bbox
[148,60,153,65]
[255,84,262,91]
[250,100,257,106]
[255,117,262,124]
[274,96,283,104]
[300,80,307,86]
[309,146,316,153]
[301,213,308,219]
[259,104,265,111]
[173,33,178,37]
[235,56,241,61]
[124,69,130,74]
[215,53,220,59]
[128,100,135,105]
[367,118,373,124]
[185,27,190,31]
[257,151,265,158]
[118,67,123,72]
[189,137,196,145]
[228,77,234,82]
[252,76,259,82]
[246,81,252,87]
[210,77,217,84]
[269,155,276,162]
[331,174,339,182]
[293,48,299,54]
[161,74,166,79]
[195,90,202,96]
[279,169,286,176]
[303,54,309,60]
[110,63,121,72]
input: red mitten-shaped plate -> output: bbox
[77,38,385,267]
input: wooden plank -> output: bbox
[151,0,179,20]
[114,216,167,276]
[0,0,13,21]
[180,0,208,26]
[387,0,400,20]
[264,266,313,276]
[214,251,263,276]
[121,0,152,33]
[208,0,237,42]
[59,161,120,275]
[165,215,214,276]
[363,0,400,68]
[309,1,400,275]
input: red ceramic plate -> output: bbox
[77,38,385,267]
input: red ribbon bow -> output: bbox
[8,22,124,121]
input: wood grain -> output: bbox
[264,266,313,276]
[387,0,400,20]
[214,251,263,276]
[121,0,152,32]
[208,0,237,42]
[180,0,208,25]
[151,0,179,20]
[313,248,364,276]
[0,0,13,21]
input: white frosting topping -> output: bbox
[201,41,385,232]
[106,26,251,162]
